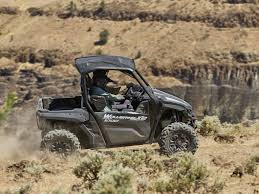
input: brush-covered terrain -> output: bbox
[0,0,259,193]
[0,112,259,193]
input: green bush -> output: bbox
[73,153,104,187]
[199,116,221,136]
[114,149,153,169]
[208,179,225,194]
[148,159,163,174]
[137,177,149,193]
[95,29,109,45]
[95,48,103,55]
[134,51,142,59]
[24,162,46,178]
[99,0,105,11]
[66,1,77,17]
[0,92,17,121]
[2,183,31,194]
[154,176,171,193]
[244,157,257,175]
[91,165,135,194]
[154,153,209,193]
[17,184,31,194]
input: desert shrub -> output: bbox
[199,116,221,136]
[23,162,46,178]
[137,177,149,193]
[95,29,109,45]
[208,179,225,193]
[27,7,44,16]
[244,157,257,175]
[17,184,31,194]
[0,92,17,121]
[114,149,154,169]
[4,184,32,194]
[154,153,209,193]
[154,176,171,193]
[134,51,142,59]
[95,48,103,55]
[67,1,77,17]
[73,152,104,187]
[52,190,66,194]
[0,7,18,15]
[7,160,47,182]
[148,159,163,174]
[251,155,259,163]
[99,0,106,11]
[91,165,135,194]
[220,120,258,137]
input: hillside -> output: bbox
[0,1,259,193]
[0,0,259,121]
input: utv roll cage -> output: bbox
[76,56,161,145]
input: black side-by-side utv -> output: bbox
[36,55,198,154]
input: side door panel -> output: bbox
[95,111,151,145]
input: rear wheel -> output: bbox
[158,122,198,155]
[41,129,81,154]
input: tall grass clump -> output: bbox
[91,165,135,194]
[244,156,258,175]
[66,1,77,17]
[73,152,104,188]
[95,29,109,45]
[99,0,106,12]
[114,149,154,170]
[199,116,221,136]
[154,153,223,193]
[0,92,17,122]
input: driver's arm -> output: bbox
[91,86,124,102]
[103,92,124,102]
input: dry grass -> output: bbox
[70,150,224,193]
[198,116,259,143]
[244,156,258,175]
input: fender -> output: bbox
[162,103,187,112]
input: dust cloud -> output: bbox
[0,103,41,160]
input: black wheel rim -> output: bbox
[49,141,73,154]
[169,132,191,152]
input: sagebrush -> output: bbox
[91,165,135,194]
[0,92,17,121]
[73,152,104,188]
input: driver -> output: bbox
[90,70,125,111]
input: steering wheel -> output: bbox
[125,84,145,101]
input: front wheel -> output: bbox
[41,129,81,154]
[158,122,198,155]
